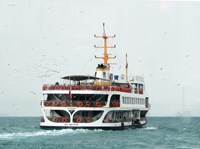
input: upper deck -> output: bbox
[42,74,145,94]
[42,84,144,95]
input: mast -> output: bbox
[94,23,116,66]
[126,53,128,81]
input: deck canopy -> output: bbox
[61,75,109,81]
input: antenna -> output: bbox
[94,23,116,66]
[103,23,106,36]
[126,53,128,81]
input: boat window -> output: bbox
[139,84,144,94]
[54,110,70,117]
[132,83,138,93]
[110,94,120,107]
[103,111,132,123]
[103,72,106,78]
[139,84,143,90]
[46,110,70,123]
[145,97,149,105]
[72,94,108,102]
[73,111,103,123]
[140,110,147,117]
[47,94,54,101]
[47,94,68,101]
[47,94,108,101]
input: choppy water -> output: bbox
[0,117,200,149]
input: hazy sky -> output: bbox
[0,0,200,116]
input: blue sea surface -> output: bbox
[0,117,200,149]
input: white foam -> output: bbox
[143,126,158,130]
[0,129,103,140]
[0,130,59,140]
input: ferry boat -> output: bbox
[40,24,150,129]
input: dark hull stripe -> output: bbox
[40,124,144,130]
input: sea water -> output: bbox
[0,117,200,149]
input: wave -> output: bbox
[0,129,103,140]
[143,126,158,130]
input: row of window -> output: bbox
[122,97,145,105]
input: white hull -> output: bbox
[40,89,150,129]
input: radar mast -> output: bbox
[94,23,116,67]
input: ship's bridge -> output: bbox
[129,75,145,94]
[94,64,110,86]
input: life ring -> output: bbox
[42,85,47,90]
[76,117,82,123]
[111,86,116,91]
[54,101,59,106]
[67,86,72,90]
[78,101,83,107]
[53,117,59,122]
[96,101,101,107]
[85,101,91,107]
[96,86,101,90]
[46,101,51,106]
[87,86,93,90]
[81,86,86,90]
[61,101,66,107]
[86,117,91,123]
[62,117,67,123]
[74,86,80,90]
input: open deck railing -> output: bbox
[42,85,132,93]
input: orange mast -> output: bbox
[94,23,116,66]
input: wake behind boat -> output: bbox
[40,24,150,129]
